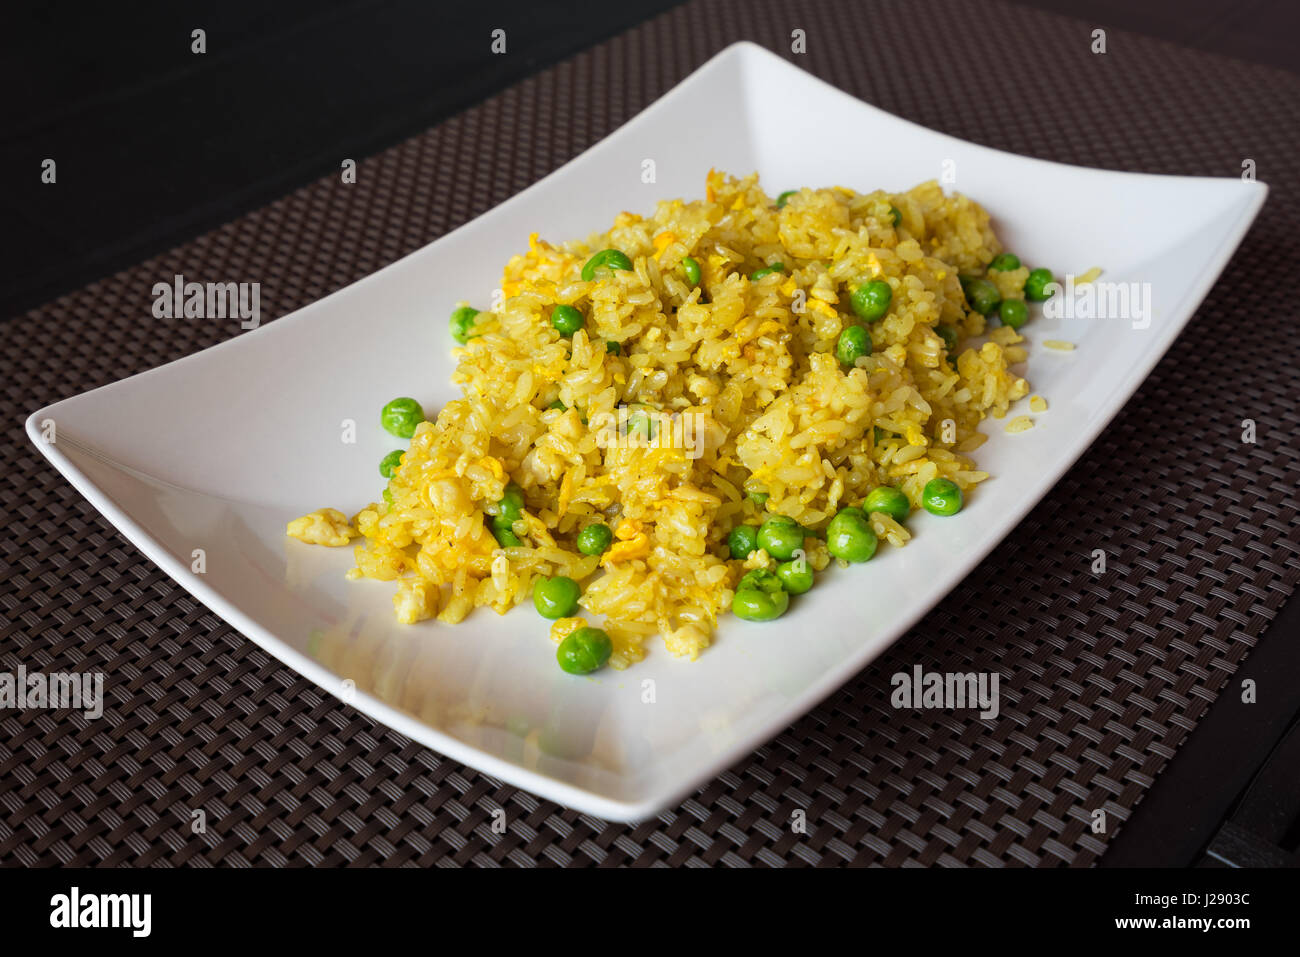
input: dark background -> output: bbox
[3,0,1298,320]
[1,0,1297,867]
[0,0,683,318]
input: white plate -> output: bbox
[27,42,1266,820]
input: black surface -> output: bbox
[2,0,1298,866]
[0,0,682,319]
[1102,588,1300,866]
[1008,0,1300,76]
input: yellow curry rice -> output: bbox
[289,170,1031,667]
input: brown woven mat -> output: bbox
[2,0,1298,867]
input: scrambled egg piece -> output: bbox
[663,624,710,661]
[393,579,440,624]
[287,508,358,546]
[807,298,837,320]
[550,616,588,644]
[602,533,650,567]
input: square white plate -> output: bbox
[28,42,1266,821]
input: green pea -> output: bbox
[935,323,958,353]
[533,575,581,619]
[492,523,522,548]
[836,325,870,366]
[681,256,701,286]
[1025,268,1056,301]
[733,590,780,621]
[775,559,814,595]
[727,524,759,560]
[963,278,1001,316]
[863,486,910,522]
[747,491,769,506]
[379,449,404,479]
[606,340,621,355]
[449,305,481,343]
[498,482,525,523]
[491,495,524,541]
[989,253,1021,272]
[576,523,613,556]
[999,298,1028,330]
[889,205,902,227]
[731,569,790,622]
[557,626,613,675]
[775,190,797,208]
[547,398,566,410]
[381,397,425,439]
[551,304,584,336]
[826,507,877,562]
[757,515,805,560]
[581,248,633,282]
[750,263,786,281]
[922,477,963,516]
[850,280,893,322]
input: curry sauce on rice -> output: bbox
[288,169,1052,673]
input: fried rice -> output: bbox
[288,169,1032,668]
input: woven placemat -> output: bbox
[2,0,1298,867]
